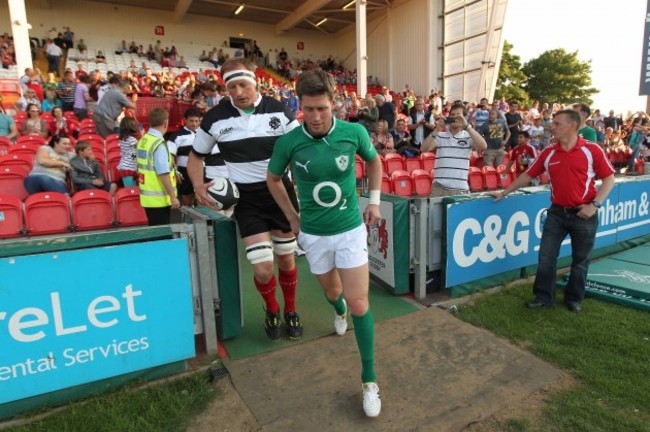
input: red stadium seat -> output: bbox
[115,187,148,226]
[16,135,46,146]
[411,169,432,196]
[404,157,422,174]
[106,139,120,153]
[105,133,120,143]
[390,170,413,196]
[0,154,33,171]
[381,172,392,194]
[72,189,114,231]
[107,153,122,182]
[0,195,25,238]
[635,158,645,175]
[0,165,29,200]
[420,152,435,172]
[8,144,37,157]
[482,166,499,190]
[24,192,73,236]
[107,146,122,161]
[468,167,484,192]
[63,111,79,121]
[469,150,482,168]
[497,165,512,188]
[383,153,404,175]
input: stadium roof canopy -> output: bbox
[92,0,396,34]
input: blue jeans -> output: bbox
[627,146,641,172]
[24,175,69,194]
[533,206,598,305]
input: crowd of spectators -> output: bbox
[1,31,649,209]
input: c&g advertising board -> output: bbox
[0,239,195,404]
[445,178,650,288]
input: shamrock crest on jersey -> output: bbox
[335,155,349,171]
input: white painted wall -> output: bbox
[0,0,337,63]
[336,0,437,97]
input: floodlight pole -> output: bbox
[356,0,367,97]
[8,0,33,78]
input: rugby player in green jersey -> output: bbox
[267,69,383,418]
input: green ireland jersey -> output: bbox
[269,117,377,236]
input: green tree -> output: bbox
[522,48,598,106]
[494,40,530,107]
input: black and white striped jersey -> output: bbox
[167,126,196,168]
[205,145,228,180]
[192,94,298,189]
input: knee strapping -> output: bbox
[272,235,296,256]
[246,241,274,264]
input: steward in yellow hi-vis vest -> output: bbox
[135,108,179,226]
[137,133,176,207]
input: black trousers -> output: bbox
[145,206,171,226]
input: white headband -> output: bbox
[223,69,257,86]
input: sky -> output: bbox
[502,0,647,116]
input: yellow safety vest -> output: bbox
[136,133,177,208]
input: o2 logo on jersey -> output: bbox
[313,181,348,211]
[269,116,281,130]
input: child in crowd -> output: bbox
[505,131,538,183]
[70,140,117,194]
[115,117,139,186]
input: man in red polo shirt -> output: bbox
[489,109,615,313]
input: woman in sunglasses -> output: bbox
[21,103,48,138]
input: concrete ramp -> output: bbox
[224,307,564,432]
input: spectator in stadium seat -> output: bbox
[267,69,383,418]
[391,118,419,157]
[370,120,395,156]
[57,70,76,112]
[603,109,622,131]
[167,108,202,206]
[504,131,537,178]
[375,94,397,130]
[24,134,72,195]
[22,104,48,138]
[114,117,139,186]
[92,77,137,138]
[489,109,615,313]
[95,51,106,64]
[16,88,41,112]
[42,88,62,112]
[572,103,597,142]
[505,101,522,150]
[188,57,303,342]
[407,98,434,148]
[73,75,92,120]
[50,106,72,137]
[528,116,544,149]
[358,97,378,133]
[478,108,510,167]
[44,38,62,75]
[0,107,18,141]
[77,39,87,57]
[421,103,488,197]
[70,141,117,195]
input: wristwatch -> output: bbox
[591,200,602,208]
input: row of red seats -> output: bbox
[0,132,124,184]
[374,165,547,197]
[13,113,96,137]
[0,188,147,239]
